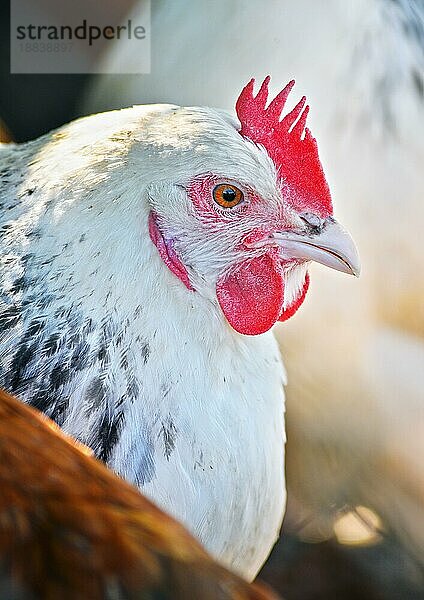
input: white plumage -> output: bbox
[81,0,424,567]
[0,83,358,579]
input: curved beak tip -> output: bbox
[274,218,361,278]
[350,259,361,278]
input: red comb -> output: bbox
[236,77,333,217]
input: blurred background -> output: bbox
[1,1,423,598]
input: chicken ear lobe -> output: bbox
[216,253,284,335]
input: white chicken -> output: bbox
[0,79,358,580]
[82,0,424,567]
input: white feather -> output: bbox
[0,103,288,580]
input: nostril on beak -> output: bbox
[299,212,324,233]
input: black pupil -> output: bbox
[222,187,237,203]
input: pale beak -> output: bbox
[272,218,360,276]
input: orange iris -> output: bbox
[213,184,244,209]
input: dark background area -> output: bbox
[0,0,88,142]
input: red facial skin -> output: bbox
[149,177,309,335]
[149,212,193,291]
[189,176,310,335]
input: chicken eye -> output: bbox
[213,184,244,209]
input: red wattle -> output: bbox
[216,253,284,335]
[278,272,310,322]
